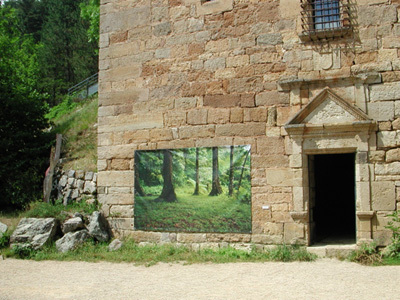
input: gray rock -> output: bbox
[62,217,85,234]
[108,239,123,252]
[56,230,90,253]
[58,175,68,188]
[87,211,110,242]
[67,170,76,178]
[0,222,8,238]
[75,170,85,180]
[76,179,85,192]
[84,172,94,181]
[10,218,58,250]
[83,181,97,195]
[71,189,80,200]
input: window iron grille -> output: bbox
[300,0,351,40]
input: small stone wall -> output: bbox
[54,170,97,205]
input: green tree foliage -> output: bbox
[0,6,50,210]
[80,0,99,48]
[38,0,98,104]
[4,0,46,42]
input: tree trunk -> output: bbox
[157,149,177,202]
[209,147,222,196]
[237,149,250,194]
[228,146,234,196]
[193,147,200,195]
[134,152,145,196]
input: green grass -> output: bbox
[47,95,98,172]
[382,257,400,265]
[135,192,251,233]
[1,240,316,265]
[22,200,98,222]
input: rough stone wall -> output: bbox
[55,170,97,205]
[98,0,400,246]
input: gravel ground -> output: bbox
[0,258,399,300]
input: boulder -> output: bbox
[87,211,110,242]
[62,217,85,234]
[10,218,58,250]
[56,230,90,253]
[0,222,8,238]
[108,239,123,252]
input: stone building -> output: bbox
[98,0,400,247]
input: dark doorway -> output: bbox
[309,153,356,244]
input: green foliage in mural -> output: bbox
[134,145,252,233]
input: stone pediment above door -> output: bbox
[285,87,377,135]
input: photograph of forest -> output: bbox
[134,145,252,233]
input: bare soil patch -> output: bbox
[0,258,399,300]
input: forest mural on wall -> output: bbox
[134,145,252,233]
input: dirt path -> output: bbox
[0,258,399,300]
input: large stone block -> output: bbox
[386,148,400,162]
[371,181,396,210]
[215,123,266,136]
[204,94,241,108]
[377,131,399,148]
[370,82,400,102]
[97,171,134,187]
[257,137,285,155]
[358,5,397,27]
[284,222,305,244]
[179,125,215,139]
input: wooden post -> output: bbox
[43,134,62,203]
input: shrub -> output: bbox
[384,211,400,259]
[349,242,382,265]
[12,244,37,259]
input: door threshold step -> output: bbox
[307,244,357,258]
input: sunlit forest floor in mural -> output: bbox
[134,192,252,233]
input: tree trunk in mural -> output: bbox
[157,149,177,202]
[193,147,200,195]
[228,146,234,196]
[209,147,222,196]
[134,152,145,196]
[237,149,250,194]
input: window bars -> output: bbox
[300,0,351,40]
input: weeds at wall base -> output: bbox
[1,240,317,265]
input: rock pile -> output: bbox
[54,170,97,205]
[10,211,110,253]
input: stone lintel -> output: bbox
[285,122,377,136]
[278,73,382,92]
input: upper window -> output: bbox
[300,0,351,41]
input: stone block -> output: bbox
[204,94,241,108]
[386,148,400,162]
[257,33,282,46]
[375,162,400,175]
[215,123,266,137]
[204,57,226,71]
[208,108,230,124]
[371,181,396,210]
[97,171,134,187]
[284,222,305,244]
[177,233,207,243]
[244,108,267,122]
[370,82,400,102]
[110,205,133,218]
[196,0,233,16]
[377,131,399,148]
[98,194,134,206]
[255,91,289,106]
[226,55,249,68]
[358,5,397,27]
[153,22,171,36]
[187,109,208,125]
[257,137,285,155]
[230,108,244,123]
[179,125,215,139]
